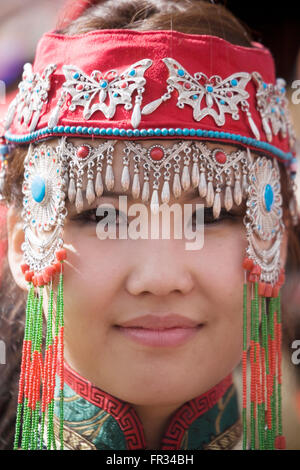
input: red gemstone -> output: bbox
[76,84,84,91]
[149,147,164,161]
[184,83,191,90]
[77,145,90,159]
[226,91,233,97]
[215,151,227,164]
[121,82,127,89]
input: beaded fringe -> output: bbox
[242,264,285,450]
[14,265,65,450]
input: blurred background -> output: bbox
[0,0,299,449]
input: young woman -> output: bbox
[0,0,299,450]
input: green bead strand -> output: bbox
[242,282,248,450]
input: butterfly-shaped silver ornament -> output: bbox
[4,63,57,132]
[142,58,260,140]
[48,59,152,129]
[253,72,295,147]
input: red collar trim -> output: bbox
[63,361,233,450]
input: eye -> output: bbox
[71,207,126,225]
[190,207,241,227]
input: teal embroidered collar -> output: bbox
[53,362,241,450]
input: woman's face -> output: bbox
[8,138,287,409]
[56,138,249,407]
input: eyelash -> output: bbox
[72,208,239,225]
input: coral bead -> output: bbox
[258,282,266,296]
[56,249,67,261]
[45,265,56,278]
[272,285,280,298]
[251,264,262,276]
[21,263,30,274]
[264,283,273,297]
[149,147,164,161]
[242,257,254,271]
[53,261,64,273]
[77,145,90,159]
[275,435,286,449]
[25,271,34,282]
[215,151,227,164]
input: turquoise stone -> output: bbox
[264,184,274,212]
[31,175,46,203]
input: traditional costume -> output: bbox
[0,27,298,450]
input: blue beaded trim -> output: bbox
[4,126,293,162]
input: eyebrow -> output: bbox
[97,188,201,201]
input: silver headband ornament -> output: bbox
[20,137,285,293]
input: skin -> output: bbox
[7,139,288,449]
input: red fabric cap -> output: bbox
[21,263,30,274]
[258,282,266,296]
[6,29,293,160]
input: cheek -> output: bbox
[198,224,247,310]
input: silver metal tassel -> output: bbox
[206,181,214,207]
[75,187,83,213]
[234,179,242,206]
[150,189,159,215]
[242,174,248,198]
[105,164,114,190]
[213,190,221,219]
[142,97,163,115]
[48,103,61,129]
[173,173,182,198]
[181,165,191,191]
[95,171,104,197]
[86,179,96,205]
[225,185,233,211]
[192,162,200,188]
[132,173,140,199]
[121,165,130,191]
[198,171,207,198]
[68,177,76,203]
[131,102,141,128]
[142,180,150,202]
[161,180,170,203]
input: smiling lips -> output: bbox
[115,314,203,347]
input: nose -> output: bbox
[125,239,195,297]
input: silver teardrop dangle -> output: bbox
[181,165,191,191]
[132,172,140,199]
[173,172,182,198]
[75,187,83,213]
[150,188,159,215]
[206,180,214,207]
[86,179,95,205]
[161,180,170,203]
[225,184,233,211]
[198,170,207,198]
[213,188,221,219]
[192,162,200,188]
[105,164,114,190]
[68,177,76,203]
[234,177,242,206]
[121,165,130,191]
[95,170,104,197]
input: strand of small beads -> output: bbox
[22,293,39,449]
[250,288,256,449]
[15,249,67,450]
[13,280,34,449]
[261,296,268,450]
[40,280,54,449]
[274,292,286,449]
[242,270,248,450]
[267,298,276,449]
